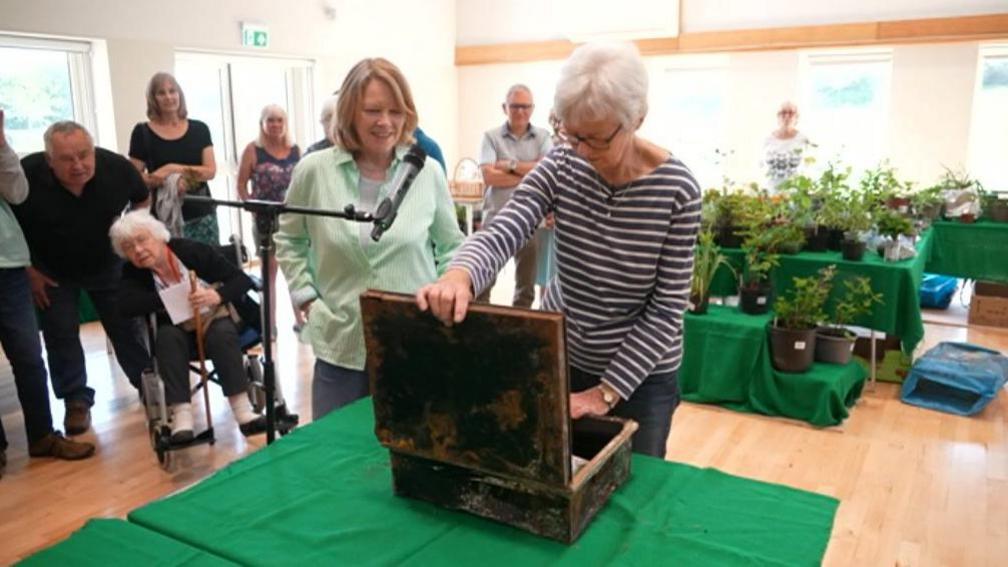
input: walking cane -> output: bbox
[190,271,212,425]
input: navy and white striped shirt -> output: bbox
[452,145,702,399]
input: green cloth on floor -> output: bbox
[20,518,236,566]
[128,399,839,566]
[680,305,867,426]
[925,220,1008,283]
[708,231,931,353]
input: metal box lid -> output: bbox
[361,290,572,486]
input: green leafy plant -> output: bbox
[860,161,909,207]
[911,184,945,219]
[835,192,874,237]
[875,209,915,239]
[691,230,736,304]
[830,275,883,330]
[773,265,836,330]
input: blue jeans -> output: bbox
[570,367,681,459]
[312,359,369,421]
[0,268,54,448]
[36,262,150,406]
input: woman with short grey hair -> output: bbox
[112,211,266,442]
[417,42,702,458]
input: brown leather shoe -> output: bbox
[64,400,92,435]
[28,432,95,460]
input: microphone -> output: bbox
[370,145,427,242]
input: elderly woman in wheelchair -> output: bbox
[111,211,267,442]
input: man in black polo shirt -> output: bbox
[14,121,151,435]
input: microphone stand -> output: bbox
[185,196,375,444]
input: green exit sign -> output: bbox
[242,24,269,48]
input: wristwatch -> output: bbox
[597,384,618,410]
[506,159,518,173]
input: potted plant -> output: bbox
[690,230,736,315]
[768,223,806,255]
[783,175,831,252]
[937,167,983,222]
[815,275,883,364]
[862,162,910,213]
[874,209,916,259]
[710,188,759,248]
[739,245,779,315]
[978,185,1008,223]
[737,210,786,315]
[769,266,835,373]
[815,163,853,251]
[836,194,874,261]
[910,184,945,223]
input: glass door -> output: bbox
[174,52,315,246]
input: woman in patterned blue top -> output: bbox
[417,42,702,458]
[237,104,303,335]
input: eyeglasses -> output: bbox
[561,124,623,150]
[506,103,533,111]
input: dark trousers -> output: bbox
[0,268,54,448]
[37,263,150,406]
[570,366,681,459]
[312,359,369,421]
[155,318,247,406]
[475,233,540,308]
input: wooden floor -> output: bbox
[0,279,1006,565]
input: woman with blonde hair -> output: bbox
[236,104,303,336]
[275,58,464,419]
[128,72,219,244]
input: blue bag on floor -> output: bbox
[900,342,1008,416]
[919,274,957,309]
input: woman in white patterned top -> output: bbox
[763,101,811,192]
[417,42,701,458]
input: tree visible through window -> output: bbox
[969,47,1008,191]
[800,50,892,176]
[0,45,81,154]
[643,62,727,191]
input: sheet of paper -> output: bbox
[158,281,195,325]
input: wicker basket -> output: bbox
[449,157,485,201]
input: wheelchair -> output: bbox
[140,237,299,469]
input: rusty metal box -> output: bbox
[360,290,638,543]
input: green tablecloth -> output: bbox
[925,220,1008,283]
[19,519,236,566]
[709,231,932,353]
[123,399,839,566]
[680,305,867,426]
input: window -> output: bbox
[799,49,892,175]
[969,45,1008,190]
[0,35,96,154]
[643,56,728,190]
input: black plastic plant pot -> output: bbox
[815,327,855,364]
[804,226,829,252]
[841,239,866,261]
[716,225,743,249]
[778,241,802,255]
[827,227,845,251]
[769,325,817,373]
[990,200,1008,223]
[688,292,709,315]
[739,281,772,315]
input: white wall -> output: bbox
[455,41,986,188]
[0,0,457,160]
